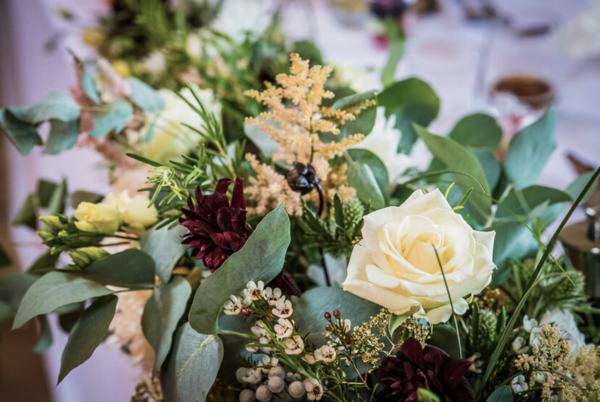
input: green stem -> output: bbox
[216,329,256,340]
[432,245,462,359]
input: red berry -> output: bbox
[325,324,333,332]
[242,308,252,317]
[333,309,341,319]
[324,312,332,321]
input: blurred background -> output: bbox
[0,0,599,400]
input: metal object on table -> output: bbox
[491,74,555,110]
[561,206,600,299]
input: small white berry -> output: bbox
[255,384,272,402]
[239,389,255,402]
[268,366,285,379]
[236,367,250,383]
[288,381,305,398]
[268,376,285,393]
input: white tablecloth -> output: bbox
[2,0,599,400]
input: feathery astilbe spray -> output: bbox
[244,53,367,216]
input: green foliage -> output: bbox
[328,91,378,142]
[486,386,513,402]
[566,170,600,204]
[346,148,388,210]
[188,204,290,334]
[58,294,118,383]
[489,222,538,287]
[0,108,41,156]
[127,77,165,114]
[292,286,382,346]
[378,78,440,154]
[448,113,502,150]
[429,324,461,360]
[417,388,441,402]
[244,120,279,159]
[347,148,390,204]
[142,276,192,375]
[44,119,80,154]
[504,108,557,189]
[473,150,502,191]
[141,225,188,283]
[495,185,572,223]
[34,315,54,353]
[296,196,364,258]
[89,99,133,138]
[381,18,405,88]
[73,249,156,288]
[0,271,38,322]
[415,125,491,226]
[82,66,101,104]
[161,323,224,402]
[13,271,112,329]
[16,92,80,124]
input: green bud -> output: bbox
[417,388,440,402]
[68,247,109,268]
[39,216,67,232]
[58,230,71,242]
[342,197,365,229]
[37,231,54,242]
[68,251,91,268]
[51,246,65,256]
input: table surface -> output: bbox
[2,0,599,400]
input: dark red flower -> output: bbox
[180,178,251,271]
[377,338,475,402]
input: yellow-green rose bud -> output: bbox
[74,202,124,235]
[37,231,54,242]
[68,247,109,268]
[123,195,159,236]
[39,216,67,232]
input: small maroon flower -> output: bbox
[180,178,251,271]
[377,338,475,402]
[242,308,252,317]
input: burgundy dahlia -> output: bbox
[180,178,251,271]
[377,338,475,402]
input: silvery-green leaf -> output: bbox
[128,77,165,114]
[88,100,133,138]
[141,225,188,283]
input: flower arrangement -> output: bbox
[1,51,600,402]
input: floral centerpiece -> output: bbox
[1,51,600,402]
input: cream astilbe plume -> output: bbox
[244,54,366,215]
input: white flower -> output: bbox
[342,189,496,324]
[512,336,528,354]
[353,109,412,186]
[274,318,294,339]
[511,374,528,393]
[264,287,282,305]
[529,327,543,351]
[302,354,316,364]
[244,281,265,300]
[540,309,588,357]
[223,295,242,315]
[304,378,324,401]
[533,372,546,383]
[258,355,279,373]
[272,297,293,318]
[285,336,305,355]
[141,51,166,74]
[245,344,259,353]
[315,344,337,363]
[243,368,263,384]
[523,316,539,333]
[141,87,220,165]
[343,319,352,332]
[185,33,203,59]
[251,322,268,338]
[211,0,271,43]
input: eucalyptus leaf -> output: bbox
[58,294,118,383]
[44,118,80,154]
[415,125,491,225]
[347,160,386,210]
[244,121,279,159]
[47,178,68,216]
[13,271,112,329]
[33,314,53,353]
[490,222,538,287]
[18,92,80,123]
[0,271,39,311]
[567,171,600,205]
[495,185,572,221]
[389,313,409,337]
[128,77,165,114]
[378,78,440,154]
[142,276,192,376]
[12,193,38,230]
[486,386,513,402]
[0,108,41,156]
[448,113,502,150]
[504,108,557,189]
[88,100,133,138]
[82,66,101,104]
[70,190,104,207]
[347,148,390,203]
[189,204,290,335]
[292,286,381,345]
[141,225,188,283]
[161,323,224,402]
[73,249,156,288]
[473,150,502,192]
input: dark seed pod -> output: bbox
[286,161,320,195]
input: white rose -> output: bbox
[342,189,496,324]
[141,87,221,164]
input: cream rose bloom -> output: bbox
[104,192,158,236]
[74,202,124,235]
[342,189,496,324]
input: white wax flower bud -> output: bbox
[255,385,272,402]
[239,389,255,402]
[288,381,305,398]
[267,376,285,393]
